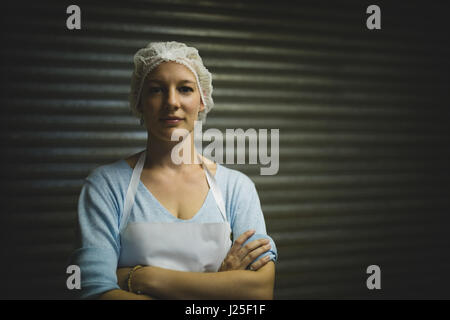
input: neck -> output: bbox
[144,130,201,171]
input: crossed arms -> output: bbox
[99,230,275,300]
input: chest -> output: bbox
[140,169,213,220]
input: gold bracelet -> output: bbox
[127,265,143,294]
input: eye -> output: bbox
[149,87,162,93]
[179,86,194,93]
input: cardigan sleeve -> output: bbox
[68,169,121,299]
[230,173,278,265]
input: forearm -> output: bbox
[135,262,275,300]
[99,267,155,300]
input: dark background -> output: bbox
[1,0,449,299]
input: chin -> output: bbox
[151,128,191,143]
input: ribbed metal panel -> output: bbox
[1,0,449,299]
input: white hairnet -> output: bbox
[129,41,214,124]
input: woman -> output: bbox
[69,41,278,300]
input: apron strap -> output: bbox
[120,151,146,232]
[198,153,228,222]
[120,150,228,232]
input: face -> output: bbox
[138,61,205,142]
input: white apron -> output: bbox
[118,151,232,272]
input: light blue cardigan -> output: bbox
[69,159,278,299]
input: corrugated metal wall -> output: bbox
[1,0,449,299]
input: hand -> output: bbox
[219,229,272,272]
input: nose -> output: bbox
[165,86,181,109]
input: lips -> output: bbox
[160,116,184,120]
[159,116,184,125]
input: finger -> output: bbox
[242,243,272,267]
[249,255,272,271]
[237,238,270,260]
[229,229,255,254]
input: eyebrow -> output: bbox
[147,79,196,85]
